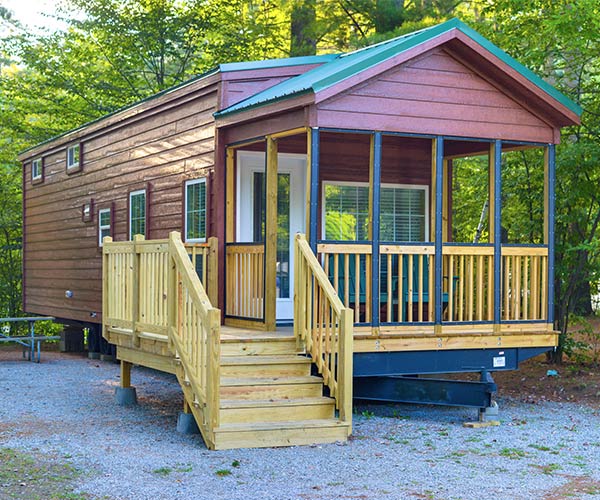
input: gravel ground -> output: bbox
[1,351,600,500]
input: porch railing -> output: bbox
[502,246,548,321]
[225,243,265,321]
[316,240,549,327]
[443,244,494,323]
[296,234,353,431]
[103,232,221,445]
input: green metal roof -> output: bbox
[215,18,582,119]
[219,54,338,73]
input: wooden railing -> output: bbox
[103,232,221,442]
[317,243,372,324]
[443,245,494,323]
[225,243,265,321]
[296,234,353,431]
[169,232,221,433]
[314,241,549,326]
[381,244,435,323]
[502,246,548,321]
[185,239,218,307]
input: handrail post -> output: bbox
[207,236,219,308]
[102,236,112,341]
[167,232,179,351]
[338,308,354,433]
[132,234,144,347]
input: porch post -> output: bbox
[433,137,444,328]
[370,132,382,330]
[308,128,320,252]
[545,144,556,325]
[492,140,502,329]
[265,136,278,331]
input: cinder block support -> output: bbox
[115,360,137,406]
[177,400,199,434]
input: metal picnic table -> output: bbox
[0,317,59,363]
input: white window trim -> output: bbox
[66,144,81,170]
[98,208,111,247]
[321,180,430,242]
[32,159,42,181]
[184,178,207,243]
[129,189,146,240]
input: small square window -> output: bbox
[67,144,81,172]
[185,178,207,242]
[99,208,111,246]
[32,158,43,182]
[129,190,146,239]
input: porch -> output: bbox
[221,127,557,353]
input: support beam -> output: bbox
[545,144,556,325]
[488,144,495,243]
[442,159,450,242]
[433,137,444,327]
[308,128,320,251]
[120,360,132,388]
[225,148,235,243]
[265,136,278,331]
[493,140,502,329]
[370,132,382,331]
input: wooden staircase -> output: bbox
[103,232,353,451]
[207,334,349,450]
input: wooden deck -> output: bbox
[103,232,556,450]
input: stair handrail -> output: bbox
[168,231,221,432]
[294,233,353,432]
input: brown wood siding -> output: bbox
[23,83,219,324]
[317,48,555,143]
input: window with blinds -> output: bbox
[185,178,207,242]
[324,182,427,242]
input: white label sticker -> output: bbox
[493,356,506,368]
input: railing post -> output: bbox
[338,308,354,433]
[167,232,179,351]
[433,137,444,330]
[208,308,221,429]
[493,141,502,331]
[207,236,219,308]
[102,236,112,341]
[132,234,144,347]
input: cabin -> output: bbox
[19,19,581,450]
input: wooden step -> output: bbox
[219,397,335,424]
[220,375,323,400]
[212,419,350,450]
[220,337,300,357]
[220,355,312,378]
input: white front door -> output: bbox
[237,151,306,322]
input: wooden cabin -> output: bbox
[19,19,581,449]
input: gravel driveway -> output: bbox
[1,351,599,500]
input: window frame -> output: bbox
[98,207,112,247]
[31,158,44,184]
[184,178,207,243]
[321,180,429,242]
[128,189,147,240]
[66,143,82,173]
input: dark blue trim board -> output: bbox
[493,140,502,325]
[434,136,444,325]
[547,144,556,325]
[309,128,320,251]
[371,132,382,328]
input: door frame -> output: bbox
[236,150,307,322]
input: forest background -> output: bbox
[1,0,599,362]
